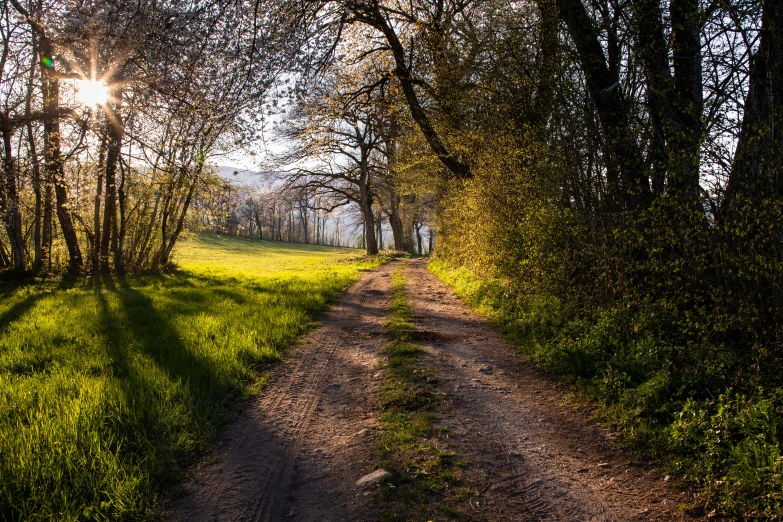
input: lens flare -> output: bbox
[75,79,109,106]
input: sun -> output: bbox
[75,79,109,106]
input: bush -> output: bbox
[430,257,783,518]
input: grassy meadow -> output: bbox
[0,234,378,521]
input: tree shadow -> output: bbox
[0,278,79,334]
[92,275,244,488]
[100,274,240,395]
[0,294,45,334]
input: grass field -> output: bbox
[0,234,378,521]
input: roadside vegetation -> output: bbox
[377,265,470,521]
[430,259,783,519]
[2,0,780,518]
[0,233,378,521]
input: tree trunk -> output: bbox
[101,86,124,272]
[13,6,85,273]
[25,48,43,272]
[41,171,53,271]
[40,43,83,273]
[115,154,127,272]
[635,0,703,204]
[161,181,197,264]
[300,205,309,244]
[405,212,417,254]
[668,0,703,200]
[27,121,44,272]
[376,213,383,251]
[93,130,107,272]
[255,210,263,239]
[135,191,161,270]
[1,127,26,271]
[534,0,559,129]
[556,0,648,209]
[388,193,405,251]
[0,237,10,268]
[359,177,378,255]
[30,120,43,271]
[362,207,377,255]
[727,0,783,203]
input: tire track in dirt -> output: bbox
[168,262,399,522]
[168,258,699,522]
[404,259,701,522]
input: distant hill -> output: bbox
[212,165,267,186]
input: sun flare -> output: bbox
[75,79,109,106]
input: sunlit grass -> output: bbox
[0,233,377,521]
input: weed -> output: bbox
[377,265,469,521]
[429,258,783,519]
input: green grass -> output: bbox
[429,257,783,519]
[377,265,470,521]
[0,233,381,521]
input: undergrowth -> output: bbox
[0,233,380,521]
[377,264,469,521]
[429,258,783,520]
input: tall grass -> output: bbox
[0,234,378,521]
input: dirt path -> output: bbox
[169,261,398,522]
[169,259,700,522]
[404,259,698,521]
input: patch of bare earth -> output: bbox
[167,261,400,522]
[404,259,703,522]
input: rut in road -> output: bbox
[169,259,698,522]
[169,261,398,522]
[403,259,698,521]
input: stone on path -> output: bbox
[356,469,390,488]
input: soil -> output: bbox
[167,259,703,522]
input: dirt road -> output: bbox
[169,259,699,521]
[169,262,395,522]
[404,260,696,521]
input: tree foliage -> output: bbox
[276,0,781,515]
[0,0,288,274]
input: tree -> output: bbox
[0,0,290,274]
[272,54,402,254]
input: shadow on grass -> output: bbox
[0,294,45,334]
[92,275,242,488]
[167,270,353,324]
[0,279,79,333]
